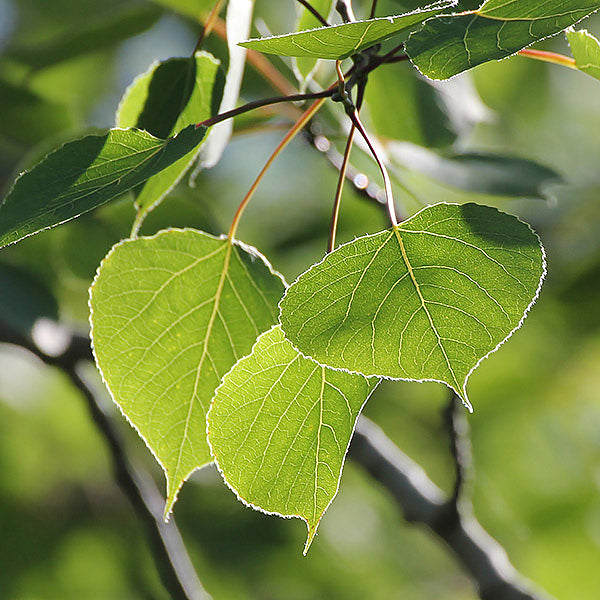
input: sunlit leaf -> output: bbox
[90,229,285,514]
[117,52,223,227]
[406,0,600,79]
[240,1,456,60]
[280,203,545,410]
[208,325,377,553]
[567,28,600,80]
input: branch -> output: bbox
[349,417,555,600]
[0,321,210,600]
[196,89,335,129]
[444,391,472,505]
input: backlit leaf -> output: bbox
[90,229,285,514]
[0,125,207,248]
[117,52,223,228]
[406,0,600,79]
[208,325,377,553]
[240,1,457,60]
[280,203,545,410]
[567,28,600,80]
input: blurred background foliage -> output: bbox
[1,0,600,598]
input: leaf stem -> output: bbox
[328,125,356,252]
[518,48,577,69]
[347,109,397,227]
[193,0,225,54]
[196,89,335,129]
[295,0,330,26]
[227,97,328,241]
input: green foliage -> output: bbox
[116,52,223,228]
[4,0,600,594]
[388,146,562,198]
[208,325,377,553]
[90,229,285,513]
[406,0,600,79]
[0,126,207,248]
[567,28,600,80]
[240,1,455,59]
[280,203,545,410]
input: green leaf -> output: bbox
[5,4,162,71]
[117,52,223,228]
[406,0,600,80]
[388,144,562,198]
[567,28,600,80]
[207,325,377,554]
[292,0,334,87]
[279,203,545,410]
[239,1,457,60]
[0,125,207,248]
[90,229,285,514]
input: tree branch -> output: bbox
[0,321,210,600]
[349,417,555,600]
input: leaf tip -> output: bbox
[303,522,318,556]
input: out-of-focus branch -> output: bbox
[0,320,210,600]
[349,417,555,600]
[445,391,472,505]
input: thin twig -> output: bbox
[0,321,210,600]
[295,0,330,26]
[196,89,335,129]
[350,417,555,600]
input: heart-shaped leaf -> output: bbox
[406,0,600,80]
[240,1,456,60]
[280,203,545,410]
[0,125,207,248]
[90,229,285,514]
[208,325,377,553]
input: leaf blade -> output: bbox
[207,325,377,553]
[279,203,545,410]
[406,0,600,80]
[240,1,457,60]
[0,125,207,248]
[117,52,223,224]
[567,28,600,80]
[89,229,286,513]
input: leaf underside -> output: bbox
[279,203,545,410]
[567,28,600,80]
[240,1,456,60]
[406,0,600,79]
[208,325,377,554]
[0,125,207,248]
[90,229,285,514]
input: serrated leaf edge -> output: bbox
[88,227,286,520]
[206,324,379,554]
[239,0,458,53]
[406,6,600,81]
[277,202,546,412]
